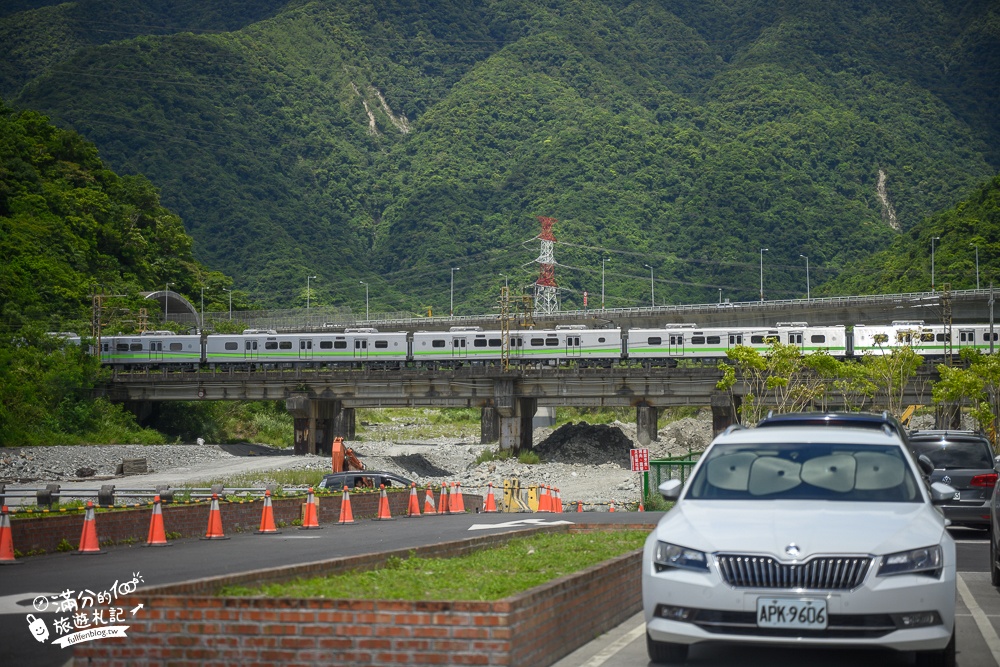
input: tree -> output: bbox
[933,349,1000,448]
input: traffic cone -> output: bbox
[437,482,450,515]
[483,483,498,513]
[450,482,466,514]
[373,485,394,520]
[553,488,563,513]
[638,498,645,512]
[299,487,322,530]
[338,486,355,525]
[144,496,171,547]
[255,490,281,534]
[538,486,551,513]
[74,501,105,555]
[0,505,20,565]
[609,501,616,513]
[202,494,229,540]
[576,500,583,513]
[423,486,437,515]
[406,483,422,517]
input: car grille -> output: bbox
[716,554,872,590]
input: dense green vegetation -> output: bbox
[2,0,996,313]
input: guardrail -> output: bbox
[0,482,308,508]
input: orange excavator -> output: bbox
[331,437,365,474]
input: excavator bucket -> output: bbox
[331,437,345,473]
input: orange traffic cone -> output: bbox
[256,490,281,534]
[202,494,229,540]
[144,495,171,547]
[638,498,645,512]
[338,486,355,525]
[450,482,466,514]
[553,488,563,513]
[609,501,616,513]
[483,483,498,513]
[576,500,583,513]
[75,501,105,554]
[0,505,20,565]
[299,487,322,530]
[538,486,551,513]
[406,483,422,517]
[437,482,450,515]
[423,486,437,515]
[373,485,394,520]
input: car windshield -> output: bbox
[686,442,921,502]
[911,440,993,469]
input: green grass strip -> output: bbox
[220,530,648,601]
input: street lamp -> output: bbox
[800,255,810,300]
[360,281,369,321]
[644,264,654,307]
[164,282,174,324]
[718,288,722,304]
[759,248,768,302]
[222,288,232,320]
[499,273,509,290]
[931,237,940,292]
[306,275,317,316]
[601,257,610,310]
[200,287,209,333]
[971,243,980,290]
[450,267,460,317]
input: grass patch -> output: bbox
[220,530,648,601]
[474,448,541,465]
[189,468,329,490]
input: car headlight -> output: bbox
[653,541,709,572]
[877,545,943,577]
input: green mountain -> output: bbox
[4,0,998,313]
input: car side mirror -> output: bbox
[658,479,683,500]
[929,481,956,505]
[918,454,935,476]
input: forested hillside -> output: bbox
[4,0,998,313]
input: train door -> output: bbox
[509,335,524,359]
[147,340,163,361]
[727,332,743,349]
[298,338,314,360]
[354,337,369,359]
[668,333,685,356]
[244,338,259,360]
[958,329,975,352]
[452,335,468,359]
[565,334,582,357]
[786,331,804,348]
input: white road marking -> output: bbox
[957,573,1000,666]
[468,518,575,530]
[0,592,59,616]
[576,620,646,667]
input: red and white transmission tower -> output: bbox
[534,216,559,315]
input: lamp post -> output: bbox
[499,273,508,290]
[360,281,368,321]
[601,257,610,310]
[800,254,810,300]
[200,287,209,334]
[222,288,232,320]
[644,264,654,307]
[306,275,317,317]
[759,248,768,302]
[971,244,980,290]
[931,237,940,292]
[718,288,722,304]
[450,267,460,317]
[164,282,174,324]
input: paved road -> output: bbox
[2,517,997,666]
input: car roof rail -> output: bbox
[722,424,745,435]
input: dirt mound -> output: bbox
[534,422,634,467]
[391,454,454,478]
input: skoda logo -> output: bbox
[784,543,801,559]
[942,475,952,484]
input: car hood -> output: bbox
[656,500,947,557]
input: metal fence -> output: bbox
[644,454,702,499]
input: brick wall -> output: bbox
[74,524,645,666]
[9,490,483,555]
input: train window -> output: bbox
[810,335,827,343]
[130,343,143,351]
[789,334,803,344]
[265,341,278,350]
[102,343,109,352]
[432,340,446,348]
[374,340,388,349]
[750,335,765,344]
[474,339,488,347]
[489,338,501,347]
[334,341,347,349]
[169,343,182,351]
[511,337,523,347]
[984,332,999,342]
[531,338,545,346]
[897,333,912,343]
[356,340,367,349]
[921,332,935,342]
[280,341,292,349]
[300,340,312,349]
[691,336,705,344]
[707,336,720,344]
[453,339,466,348]
[545,337,559,346]
[320,341,332,349]
[647,337,662,345]
[874,334,888,344]
[225,342,238,351]
[937,333,951,342]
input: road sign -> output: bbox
[630,448,649,472]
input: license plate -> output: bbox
[756,597,827,629]
[953,491,962,500]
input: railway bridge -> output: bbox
[103,366,939,454]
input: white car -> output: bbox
[643,425,957,666]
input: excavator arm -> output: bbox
[331,436,365,473]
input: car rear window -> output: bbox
[910,439,993,469]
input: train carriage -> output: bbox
[205,328,408,370]
[410,326,623,368]
[99,332,202,369]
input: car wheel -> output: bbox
[646,632,688,665]
[992,532,1000,587]
[914,630,955,667]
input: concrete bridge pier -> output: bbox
[481,404,500,444]
[711,393,740,435]
[498,398,536,454]
[636,403,658,446]
[333,404,356,440]
[286,395,343,455]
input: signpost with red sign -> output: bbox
[631,448,650,510]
